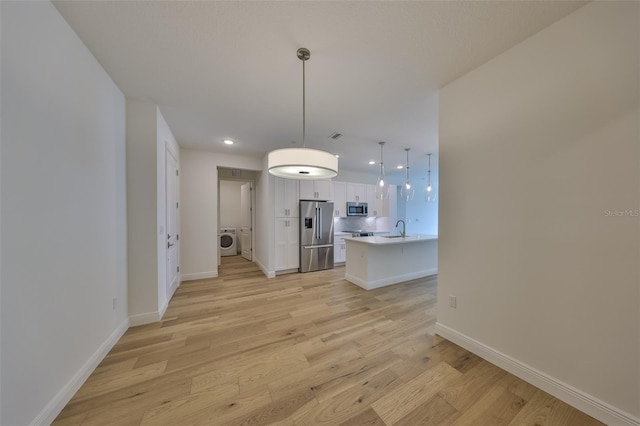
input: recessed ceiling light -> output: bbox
[368,160,375,165]
[223,139,234,145]
[335,154,340,158]
[397,165,403,169]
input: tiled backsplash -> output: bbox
[334,217,390,233]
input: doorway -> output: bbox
[217,168,256,267]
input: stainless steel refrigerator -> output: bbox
[299,201,334,273]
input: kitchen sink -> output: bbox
[381,235,406,238]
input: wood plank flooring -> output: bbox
[54,256,603,425]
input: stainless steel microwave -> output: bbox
[346,202,368,216]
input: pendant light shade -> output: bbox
[400,148,415,202]
[268,148,338,179]
[268,48,338,180]
[424,153,437,203]
[374,141,389,200]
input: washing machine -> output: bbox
[220,228,237,256]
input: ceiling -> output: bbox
[53,1,585,184]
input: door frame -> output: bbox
[217,170,256,268]
[239,182,253,261]
[165,143,180,299]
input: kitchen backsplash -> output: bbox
[334,217,391,233]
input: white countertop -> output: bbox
[343,234,438,245]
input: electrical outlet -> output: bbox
[448,295,457,308]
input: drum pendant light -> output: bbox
[424,153,437,203]
[400,148,415,201]
[268,48,338,180]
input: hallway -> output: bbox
[54,258,601,425]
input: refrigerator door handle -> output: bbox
[315,207,321,240]
[303,244,334,249]
[318,207,322,238]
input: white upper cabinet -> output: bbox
[299,179,333,201]
[274,177,299,217]
[332,182,346,217]
[367,184,379,217]
[346,183,367,203]
[330,181,397,218]
[315,179,333,200]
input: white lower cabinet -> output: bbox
[334,236,347,264]
[275,218,299,271]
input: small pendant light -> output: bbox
[400,148,414,201]
[425,153,437,203]
[375,141,389,200]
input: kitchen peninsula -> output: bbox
[344,235,438,290]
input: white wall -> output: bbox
[254,158,274,277]
[156,108,180,314]
[127,101,180,325]
[402,169,439,235]
[220,180,244,252]
[335,169,378,185]
[180,150,262,280]
[1,2,128,424]
[126,99,158,323]
[437,2,639,424]
[0,0,3,418]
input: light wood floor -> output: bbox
[54,256,603,425]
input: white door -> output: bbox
[166,149,179,296]
[240,182,252,260]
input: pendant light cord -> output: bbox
[405,148,410,183]
[302,57,306,149]
[380,142,384,173]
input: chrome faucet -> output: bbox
[395,220,406,238]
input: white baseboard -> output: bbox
[31,318,129,426]
[346,268,438,290]
[158,299,169,321]
[180,270,218,281]
[434,323,640,426]
[255,258,275,278]
[275,268,298,276]
[129,311,160,327]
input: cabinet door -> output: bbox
[275,177,299,217]
[332,182,346,217]
[275,218,299,271]
[300,180,333,200]
[275,218,288,270]
[286,221,299,269]
[298,180,315,200]
[315,179,333,201]
[367,184,381,217]
[334,240,346,263]
[285,179,299,217]
[346,183,366,202]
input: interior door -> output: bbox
[166,149,179,296]
[240,182,252,260]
